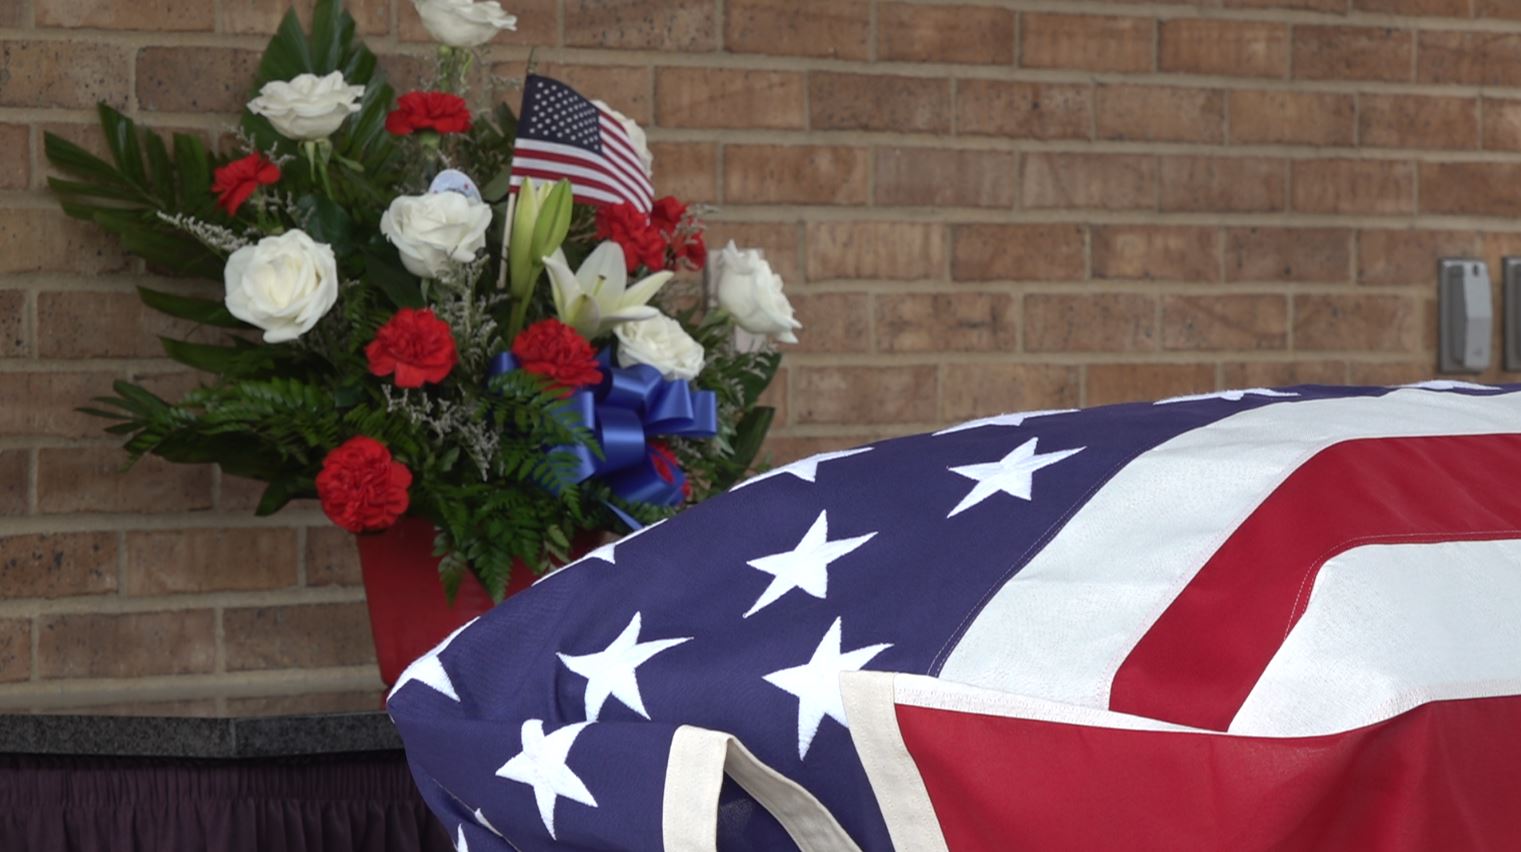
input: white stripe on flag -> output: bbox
[510,155,637,200]
[937,388,1521,709]
[510,173,623,207]
[596,116,654,198]
[514,138,650,209]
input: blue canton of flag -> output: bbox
[510,74,653,212]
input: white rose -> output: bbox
[413,0,517,48]
[714,241,801,344]
[380,190,494,279]
[592,99,653,178]
[224,230,339,344]
[247,71,365,141]
[615,314,704,382]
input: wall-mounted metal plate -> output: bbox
[1506,258,1521,372]
[1438,258,1492,374]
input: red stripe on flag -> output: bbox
[1110,433,1521,731]
[896,695,1521,852]
[510,151,639,200]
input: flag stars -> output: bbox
[946,437,1084,518]
[763,618,892,760]
[742,510,877,618]
[496,720,598,840]
[556,612,691,722]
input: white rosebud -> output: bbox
[714,241,801,344]
[592,99,653,178]
[247,71,366,142]
[413,0,517,48]
[380,190,494,279]
[224,230,339,344]
[614,314,705,382]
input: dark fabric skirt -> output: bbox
[0,753,452,852]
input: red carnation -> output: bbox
[211,153,280,216]
[595,203,666,274]
[648,441,692,500]
[511,319,602,394]
[366,308,459,388]
[650,196,688,237]
[317,436,412,534]
[386,91,472,136]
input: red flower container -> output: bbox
[357,516,593,686]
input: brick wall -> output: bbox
[3,0,1519,711]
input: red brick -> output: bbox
[38,0,213,30]
[785,293,871,354]
[565,0,716,51]
[38,610,216,678]
[794,366,939,425]
[0,620,26,683]
[1353,0,1467,13]
[1159,156,1286,214]
[0,210,129,275]
[36,291,202,359]
[1361,94,1478,152]
[0,1,20,26]
[807,222,946,281]
[224,602,375,671]
[953,224,1086,282]
[123,528,298,595]
[875,293,1018,353]
[1420,162,1521,217]
[725,0,870,59]
[758,369,789,427]
[136,47,261,113]
[0,124,28,190]
[1160,19,1289,79]
[760,436,876,467]
[703,222,801,283]
[226,690,384,716]
[0,532,117,598]
[306,526,362,587]
[1022,153,1156,211]
[649,142,717,204]
[226,0,391,36]
[1419,31,1521,87]
[1477,0,1521,20]
[0,372,118,439]
[1294,26,1413,83]
[941,364,1080,421]
[0,290,24,358]
[0,41,132,109]
[37,448,213,514]
[1096,85,1224,144]
[723,145,868,205]
[1162,295,1287,351]
[1025,293,1156,353]
[879,3,1014,65]
[1296,294,1422,352]
[1348,362,1439,385]
[1221,360,1348,387]
[528,63,651,125]
[1093,226,1220,282]
[1021,14,1153,73]
[1483,99,1521,152]
[875,148,1015,209]
[1227,228,1353,283]
[1359,229,1478,286]
[809,72,950,133]
[955,81,1090,140]
[656,68,804,130]
[1086,364,1216,407]
[0,452,25,515]
[1292,159,1415,216]
[399,0,552,43]
[1228,91,1355,147]
[1223,0,1347,11]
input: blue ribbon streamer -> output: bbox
[489,350,718,513]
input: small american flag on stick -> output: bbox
[509,75,653,213]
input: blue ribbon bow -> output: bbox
[489,350,718,514]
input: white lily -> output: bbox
[543,241,673,339]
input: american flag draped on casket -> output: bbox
[388,383,1521,851]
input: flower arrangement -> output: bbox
[45,0,797,600]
